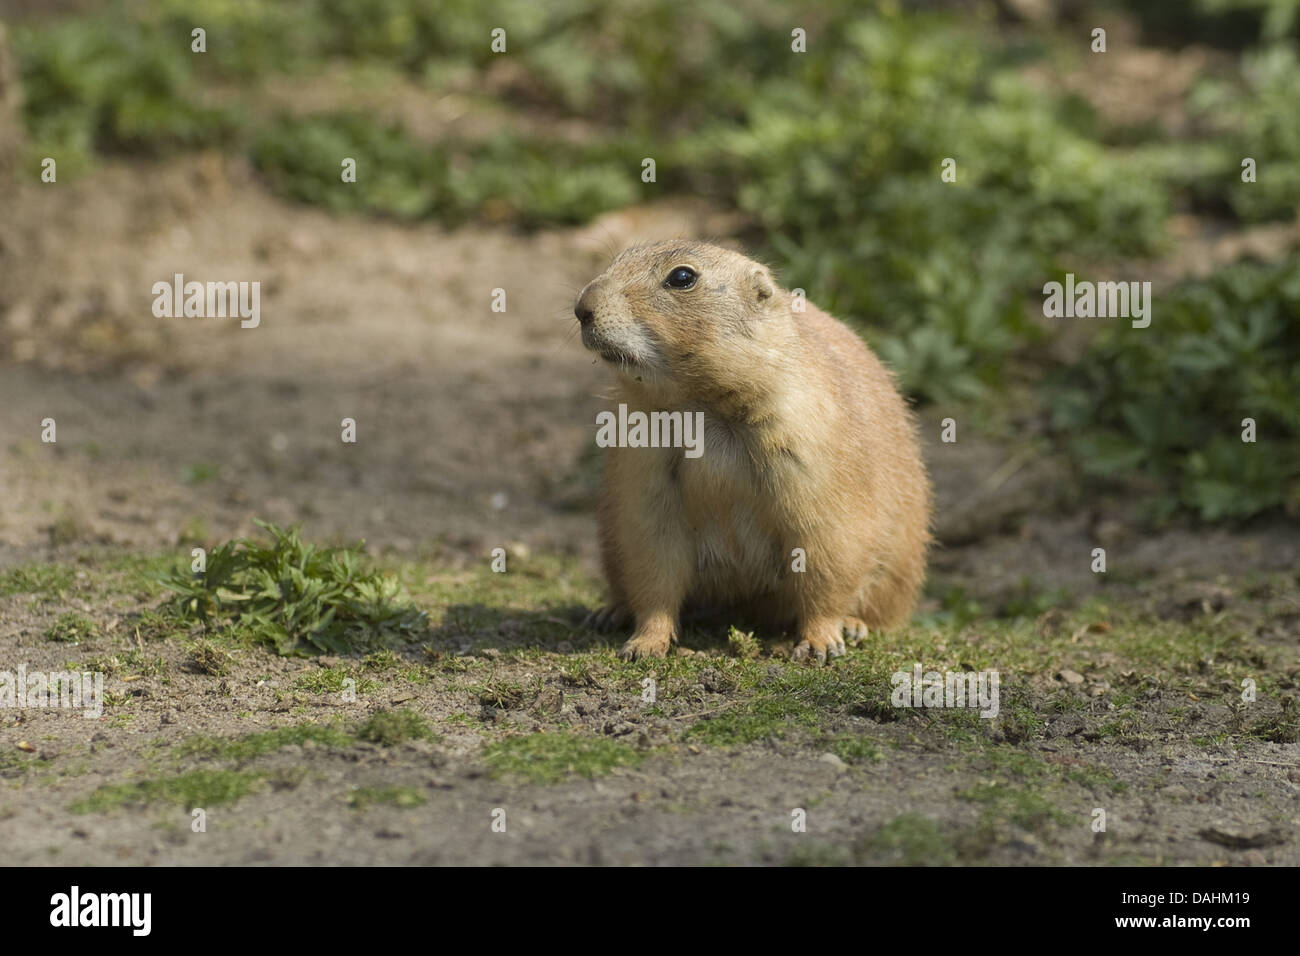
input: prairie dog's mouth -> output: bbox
[581,326,639,366]
[596,346,638,366]
[579,320,668,378]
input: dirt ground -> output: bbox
[1,153,1298,866]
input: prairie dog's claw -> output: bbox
[792,620,847,664]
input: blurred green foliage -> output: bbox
[1188,45,1300,222]
[683,14,1167,400]
[1047,259,1300,521]
[12,0,1300,520]
[17,12,233,162]
[251,115,638,225]
[1132,42,1300,223]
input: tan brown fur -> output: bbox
[575,241,931,662]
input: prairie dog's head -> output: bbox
[574,241,780,392]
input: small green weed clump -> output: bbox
[161,520,427,654]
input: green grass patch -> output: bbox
[129,606,190,640]
[679,657,903,746]
[472,678,530,709]
[359,649,431,683]
[0,562,76,598]
[410,551,598,648]
[293,666,380,695]
[42,612,97,643]
[0,749,39,777]
[952,747,1123,834]
[956,782,1072,832]
[178,722,353,761]
[482,732,645,783]
[80,650,165,678]
[95,553,177,597]
[659,605,1274,753]
[69,769,263,813]
[862,813,958,866]
[355,708,436,746]
[1247,696,1299,743]
[823,735,882,765]
[182,463,221,484]
[187,638,235,676]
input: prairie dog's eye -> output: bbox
[664,266,698,290]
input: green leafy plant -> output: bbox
[251,115,637,226]
[1189,45,1300,222]
[1046,259,1300,521]
[161,520,427,654]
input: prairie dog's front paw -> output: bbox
[618,618,675,660]
[792,618,847,664]
[842,616,869,642]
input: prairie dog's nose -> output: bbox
[574,283,598,326]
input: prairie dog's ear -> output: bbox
[747,265,775,306]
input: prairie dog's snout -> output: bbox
[581,240,933,663]
[574,273,663,371]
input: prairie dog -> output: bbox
[575,241,931,661]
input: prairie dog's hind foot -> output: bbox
[842,616,869,642]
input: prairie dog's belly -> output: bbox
[690,498,782,602]
[678,426,786,602]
